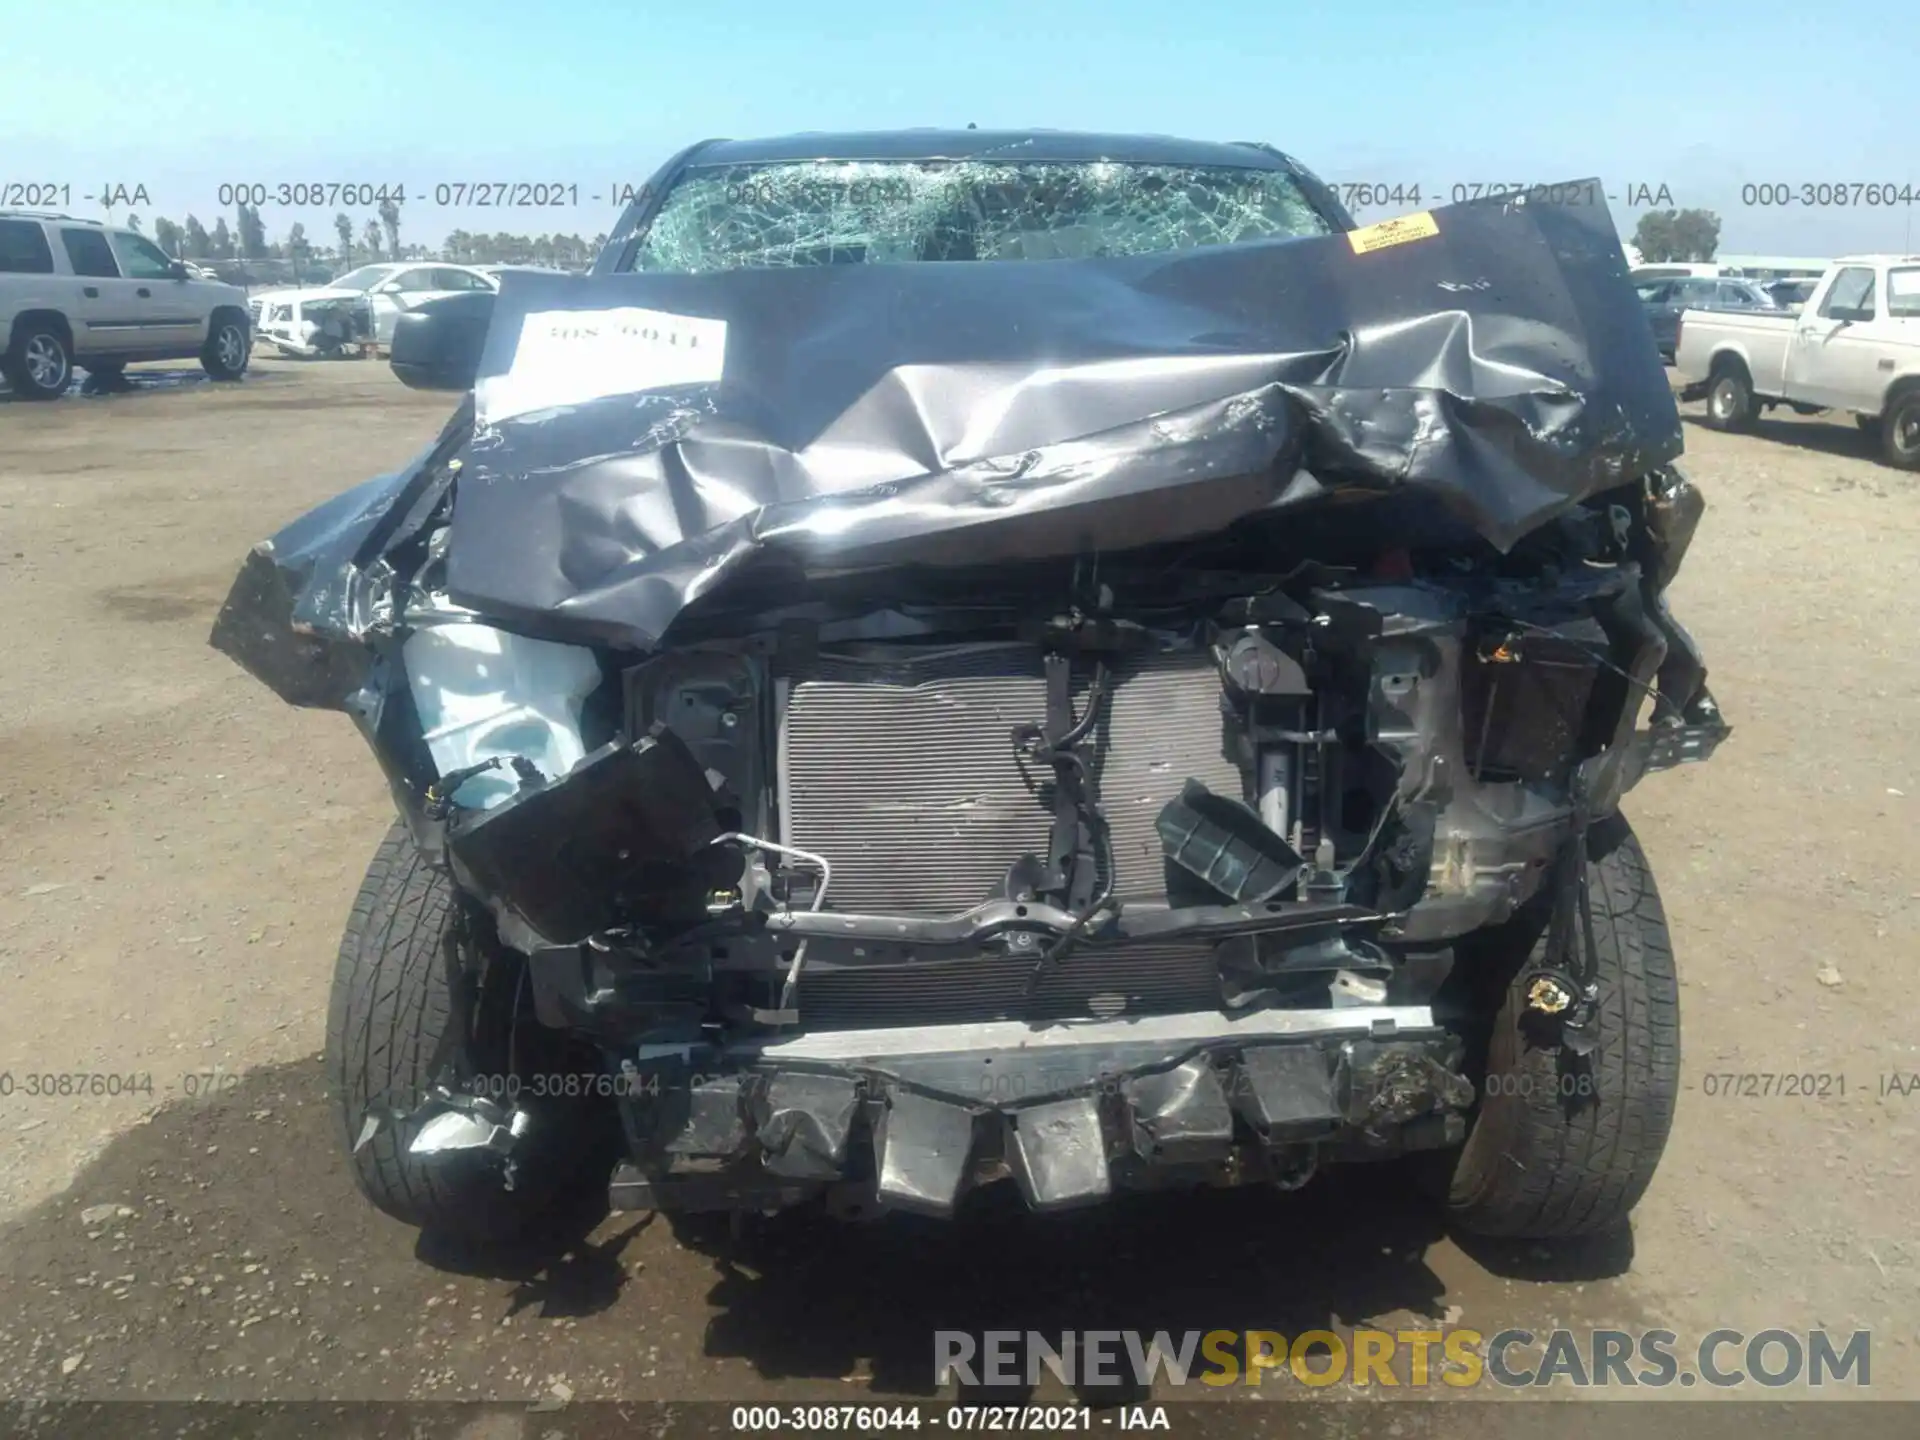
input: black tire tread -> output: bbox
[324,822,550,1239]
[1447,817,1680,1238]
[1881,392,1920,471]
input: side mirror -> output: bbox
[168,260,189,279]
[389,291,494,391]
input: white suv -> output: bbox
[0,211,253,398]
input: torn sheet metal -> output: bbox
[209,401,471,707]
[410,1103,532,1157]
[214,182,1678,691]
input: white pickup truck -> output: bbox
[1674,254,1920,470]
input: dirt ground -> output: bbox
[1,357,1917,1417]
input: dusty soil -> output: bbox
[1,360,1917,1417]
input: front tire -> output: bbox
[4,322,73,399]
[1440,815,1680,1239]
[325,823,603,1242]
[201,311,251,380]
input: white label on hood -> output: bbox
[475,306,727,425]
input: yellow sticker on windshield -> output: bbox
[1348,211,1439,254]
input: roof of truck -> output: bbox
[0,210,105,226]
[1832,254,1920,265]
[680,130,1307,170]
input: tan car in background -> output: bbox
[0,211,251,397]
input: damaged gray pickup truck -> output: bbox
[211,131,1729,1244]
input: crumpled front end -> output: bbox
[468,481,1724,1214]
[210,182,1728,1217]
[252,291,374,357]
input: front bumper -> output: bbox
[609,1004,1471,1217]
[257,332,323,357]
[257,327,370,358]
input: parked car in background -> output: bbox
[1630,262,1732,284]
[0,211,251,397]
[250,285,374,357]
[1675,254,1920,468]
[472,263,572,280]
[250,262,498,356]
[1636,276,1783,360]
[1764,277,1819,312]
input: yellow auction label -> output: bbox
[1348,211,1440,254]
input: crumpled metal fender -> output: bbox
[207,399,470,710]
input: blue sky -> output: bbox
[8,0,1918,257]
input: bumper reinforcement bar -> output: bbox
[611,1005,1471,1217]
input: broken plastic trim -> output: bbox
[1157,778,1308,903]
[443,726,731,946]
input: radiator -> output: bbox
[777,643,1242,916]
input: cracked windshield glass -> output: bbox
[632,159,1334,271]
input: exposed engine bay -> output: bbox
[211,180,1727,1221]
[251,293,374,358]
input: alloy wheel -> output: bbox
[24,334,69,391]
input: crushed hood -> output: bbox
[212,183,1682,705]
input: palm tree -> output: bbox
[379,197,401,258]
[334,213,354,264]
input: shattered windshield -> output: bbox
[630,159,1334,273]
